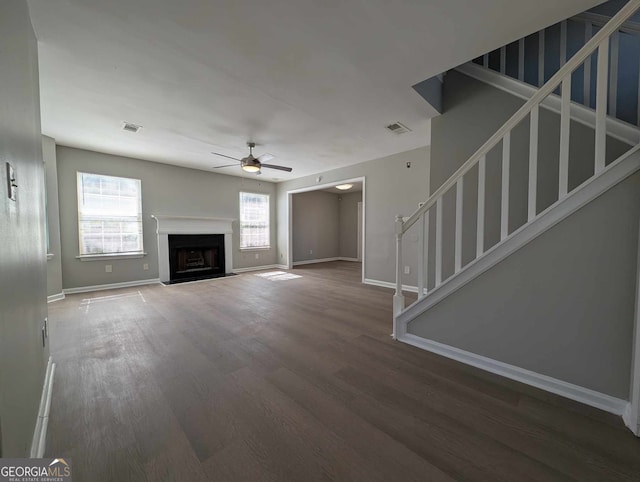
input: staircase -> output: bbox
[392,0,640,432]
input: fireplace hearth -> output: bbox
[168,234,225,283]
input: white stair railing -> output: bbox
[393,0,640,338]
[478,9,640,125]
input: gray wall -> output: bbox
[0,0,49,456]
[339,191,362,259]
[409,172,640,399]
[43,136,63,297]
[412,75,443,114]
[292,191,340,263]
[56,146,278,289]
[408,70,638,399]
[277,146,430,285]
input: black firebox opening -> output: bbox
[168,234,225,282]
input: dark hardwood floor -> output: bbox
[46,261,640,481]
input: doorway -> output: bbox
[287,177,365,282]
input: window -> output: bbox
[77,172,143,256]
[239,192,270,249]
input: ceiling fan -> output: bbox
[212,142,292,174]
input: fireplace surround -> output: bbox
[152,215,234,283]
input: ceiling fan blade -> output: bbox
[212,163,238,169]
[211,152,241,161]
[261,163,293,172]
[257,153,274,163]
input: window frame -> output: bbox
[76,171,145,259]
[239,191,271,250]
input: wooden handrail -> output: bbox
[401,0,640,234]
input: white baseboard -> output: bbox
[364,278,419,293]
[233,264,289,273]
[399,333,627,416]
[292,257,359,266]
[63,278,161,295]
[30,356,55,458]
[623,402,640,436]
[47,293,65,303]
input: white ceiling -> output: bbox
[28,0,603,181]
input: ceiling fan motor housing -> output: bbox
[212,141,290,173]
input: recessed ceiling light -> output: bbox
[122,122,142,133]
[335,184,353,190]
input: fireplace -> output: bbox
[152,215,235,284]
[168,234,225,282]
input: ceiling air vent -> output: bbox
[385,122,411,135]
[122,122,142,133]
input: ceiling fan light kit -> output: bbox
[241,161,261,173]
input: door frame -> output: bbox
[624,217,640,436]
[286,176,366,283]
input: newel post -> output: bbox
[393,215,405,338]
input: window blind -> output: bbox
[77,172,143,255]
[239,192,270,249]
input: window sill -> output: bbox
[240,247,271,252]
[46,253,55,261]
[76,252,147,261]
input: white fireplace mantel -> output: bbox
[151,215,235,281]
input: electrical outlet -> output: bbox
[404,266,410,275]
[143,263,149,270]
[105,264,112,273]
[309,250,313,255]
[255,253,259,259]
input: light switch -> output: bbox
[105,264,112,273]
[6,162,16,201]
